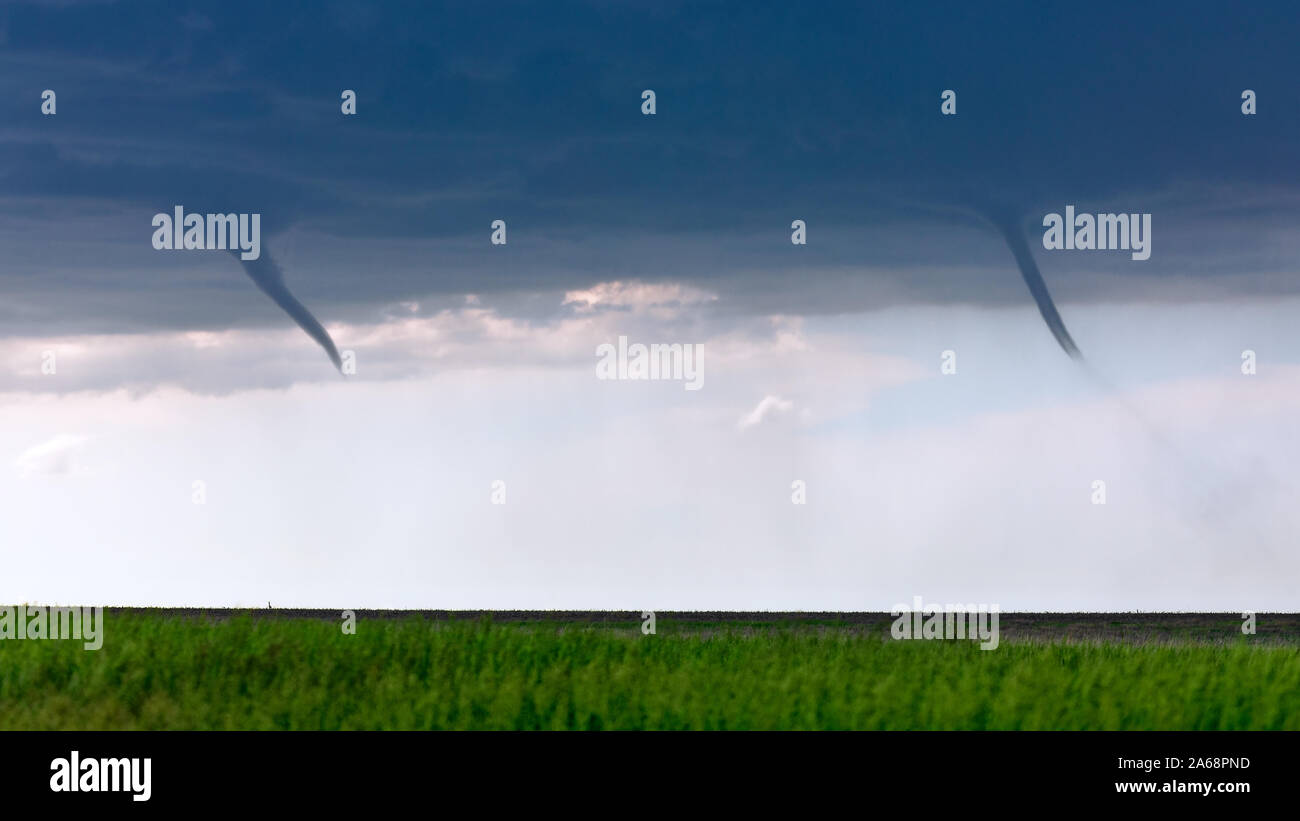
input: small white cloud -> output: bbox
[184,331,227,349]
[563,280,717,318]
[737,395,795,431]
[14,434,91,477]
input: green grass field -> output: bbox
[2,613,1297,730]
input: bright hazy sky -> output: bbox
[1,1,1297,609]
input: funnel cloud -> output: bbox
[993,214,1083,361]
[231,250,343,372]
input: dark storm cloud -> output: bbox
[1,0,1298,340]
